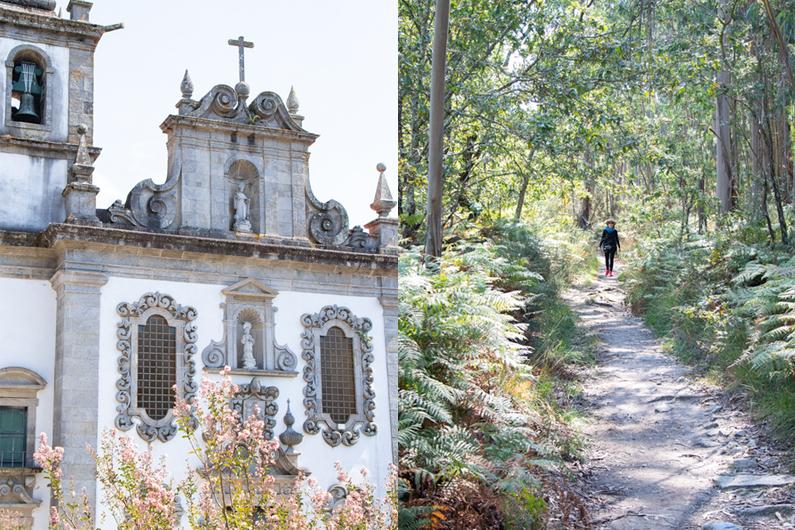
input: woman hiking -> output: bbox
[598,219,621,276]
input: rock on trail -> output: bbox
[562,264,795,530]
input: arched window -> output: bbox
[5,45,53,130]
[116,293,198,442]
[301,306,377,447]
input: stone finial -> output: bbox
[286,86,300,114]
[177,70,198,115]
[370,163,396,218]
[180,70,194,98]
[74,124,92,167]
[64,123,100,226]
[278,400,303,453]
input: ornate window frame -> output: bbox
[300,305,376,447]
[116,292,198,442]
[5,44,54,132]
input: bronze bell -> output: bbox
[12,61,42,124]
[14,93,39,123]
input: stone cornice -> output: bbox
[11,224,397,272]
[160,114,319,144]
[49,269,108,292]
[0,230,40,247]
[0,5,105,42]
[0,135,101,160]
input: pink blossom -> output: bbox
[35,369,398,530]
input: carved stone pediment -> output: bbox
[222,277,278,299]
[202,278,298,376]
[0,367,46,398]
[184,84,307,132]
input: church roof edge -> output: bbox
[30,224,398,271]
[0,5,107,40]
[159,114,319,143]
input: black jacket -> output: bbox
[599,228,620,251]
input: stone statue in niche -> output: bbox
[233,182,252,233]
[201,278,298,376]
[241,321,256,369]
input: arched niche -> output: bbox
[225,158,261,234]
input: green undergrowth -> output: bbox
[398,220,596,529]
[622,217,795,457]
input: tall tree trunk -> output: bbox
[576,149,594,228]
[762,81,789,244]
[424,0,450,259]
[761,0,795,206]
[715,0,734,213]
[750,105,762,222]
[715,83,734,212]
[698,170,707,233]
[514,147,536,219]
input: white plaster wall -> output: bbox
[0,154,67,231]
[0,36,70,139]
[0,277,55,530]
[96,277,392,527]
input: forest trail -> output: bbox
[562,261,795,530]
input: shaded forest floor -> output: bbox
[563,262,795,529]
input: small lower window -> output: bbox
[0,407,26,467]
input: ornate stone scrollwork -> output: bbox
[247,91,305,131]
[201,278,298,376]
[189,84,244,120]
[301,305,376,447]
[116,292,198,442]
[306,186,350,246]
[325,484,348,513]
[0,474,41,525]
[342,225,374,251]
[230,378,279,440]
[108,159,180,231]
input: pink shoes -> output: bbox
[605,270,613,276]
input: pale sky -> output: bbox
[51,0,397,230]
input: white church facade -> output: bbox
[0,1,398,528]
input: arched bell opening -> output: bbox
[5,45,53,130]
[10,52,45,125]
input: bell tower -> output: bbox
[0,0,115,232]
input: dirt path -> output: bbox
[563,263,795,530]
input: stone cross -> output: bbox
[228,36,254,83]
